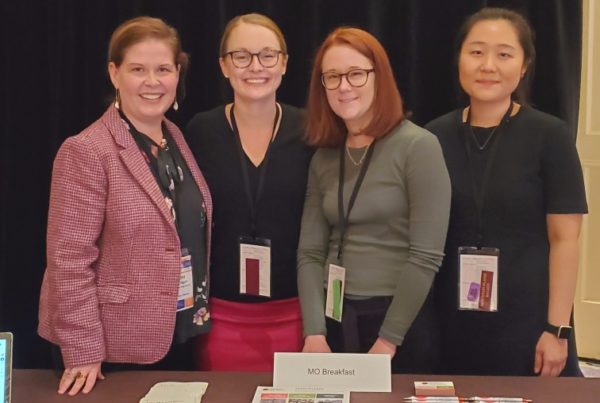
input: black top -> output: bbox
[186,104,313,302]
[163,129,210,342]
[120,112,209,342]
[425,106,587,376]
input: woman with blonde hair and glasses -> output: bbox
[297,27,450,373]
[38,16,212,395]
[186,13,312,371]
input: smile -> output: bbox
[338,96,358,103]
[244,78,268,84]
[476,80,500,85]
[140,94,163,100]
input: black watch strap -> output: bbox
[544,322,572,339]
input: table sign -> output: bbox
[273,352,391,392]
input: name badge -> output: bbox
[458,246,499,312]
[273,352,391,392]
[239,236,271,297]
[177,249,194,312]
[326,264,346,322]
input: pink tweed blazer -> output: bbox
[38,106,212,368]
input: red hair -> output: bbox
[306,27,404,147]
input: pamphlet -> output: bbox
[139,381,208,403]
[414,381,455,396]
[251,386,350,403]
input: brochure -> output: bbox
[139,381,209,403]
[251,386,349,403]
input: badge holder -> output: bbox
[457,246,499,312]
[325,264,346,322]
[239,236,272,297]
[176,249,195,312]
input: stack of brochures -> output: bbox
[139,381,209,403]
[252,386,350,403]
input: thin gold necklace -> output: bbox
[345,144,371,166]
[470,125,498,151]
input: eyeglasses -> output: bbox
[321,68,375,90]
[223,49,284,68]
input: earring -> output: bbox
[114,89,121,110]
[173,100,179,111]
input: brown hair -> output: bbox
[456,7,536,104]
[219,13,287,55]
[305,27,404,148]
[108,16,189,100]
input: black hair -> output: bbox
[455,7,536,105]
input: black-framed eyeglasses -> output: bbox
[321,68,375,90]
[224,49,284,68]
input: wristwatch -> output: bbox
[544,322,572,339]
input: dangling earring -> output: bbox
[173,100,179,111]
[114,89,121,110]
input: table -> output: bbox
[12,369,600,402]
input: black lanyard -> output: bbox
[463,102,513,247]
[230,104,280,239]
[337,140,376,263]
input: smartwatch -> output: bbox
[544,322,572,339]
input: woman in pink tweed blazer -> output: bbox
[38,17,212,395]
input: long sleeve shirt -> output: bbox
[297,120,451,345]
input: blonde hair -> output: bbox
[219,13,287,55]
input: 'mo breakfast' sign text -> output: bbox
[274,353,391,392]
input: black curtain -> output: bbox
[0,0,582,369]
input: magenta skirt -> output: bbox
[195,297,303,371]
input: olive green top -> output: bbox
[297,120,451,345]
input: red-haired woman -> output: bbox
[297,27,451,373]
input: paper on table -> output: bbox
[252,386,350,403]
[404,397,532,402]
[139,381,209,403]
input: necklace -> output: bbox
[470,125,498,151]
[159,137,168,150]
[345,144,370,166]
[466,102,514,151]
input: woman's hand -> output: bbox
[368,337,396,357]
[302,335,332,353]
[534,332,567,376]
[58,362,104,396]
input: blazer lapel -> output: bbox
[101,106,176,229]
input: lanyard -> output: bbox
[337,140,376,263]
[230,104,280,238]
[463,102,513,247]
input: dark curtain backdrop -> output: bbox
[0,0,582,369]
